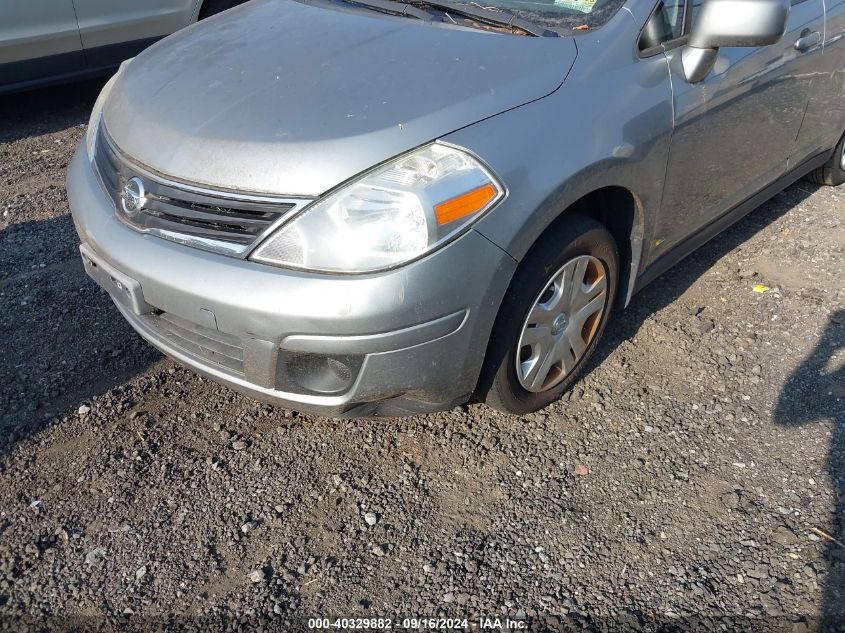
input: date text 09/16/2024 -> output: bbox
[307,617,528,630]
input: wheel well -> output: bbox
[551,186,639,307]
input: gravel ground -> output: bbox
[1,80,843,632]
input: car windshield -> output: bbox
[449,0,627,35]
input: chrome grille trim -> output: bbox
[91,123,313,257]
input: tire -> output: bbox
[806,130,845,187]
[479,215,619,415]
[199,0,248,19]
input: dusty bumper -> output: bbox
[67,144,516,417]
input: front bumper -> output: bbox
[67,143,517,417]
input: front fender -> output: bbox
[445,9,674,305]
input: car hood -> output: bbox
[103,0,576,197]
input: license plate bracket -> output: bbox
[79,243,153,315]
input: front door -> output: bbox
[0,0,85,89]
[647,0,825,264]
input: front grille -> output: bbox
[141,310,245,376]
[92,123,310,257]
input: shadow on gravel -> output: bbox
[1,77,159,460]
[0,215,160,460]
[775,310,845,628]
[0,78,106,144]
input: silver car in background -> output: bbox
[0,0,246,93]
[68,0,845,417]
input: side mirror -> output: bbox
[682,0,790,83]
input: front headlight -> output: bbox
[85,59,131,160]
[250,143,504,273]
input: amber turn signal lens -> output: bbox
[434,183,498,226]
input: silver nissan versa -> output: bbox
[68,0,845,417]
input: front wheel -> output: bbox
[479,215,618,415]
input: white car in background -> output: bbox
[0,0,247,93]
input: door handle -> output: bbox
[795,30,821,52]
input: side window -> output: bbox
[639,0,686,52]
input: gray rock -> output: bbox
[772,526,798,546]
[746,565,770,580]
[85,547,106,565]
[249,569,265,583]
[371,544,388,557]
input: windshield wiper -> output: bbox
[341,0,435,21]
[402,0,558,37]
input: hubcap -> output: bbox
[515,255,608,394]
[841,143,845,170]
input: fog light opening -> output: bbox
[277,351,362,396]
